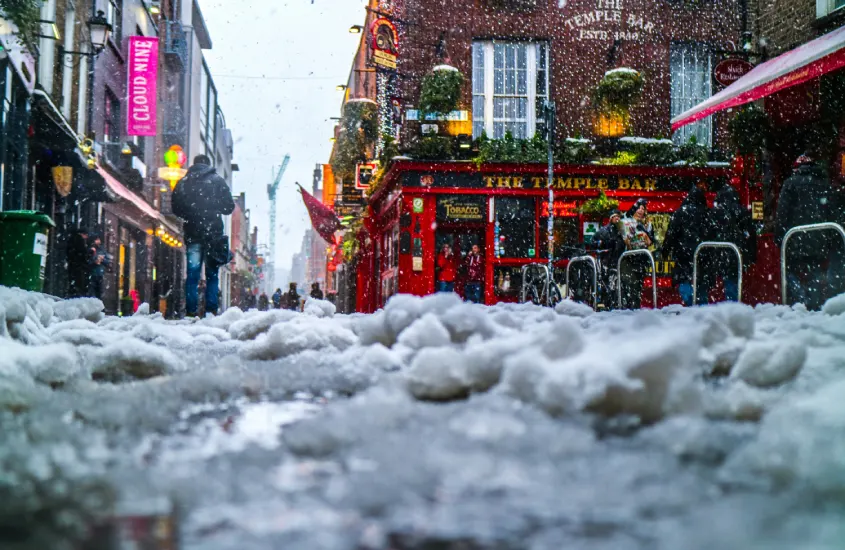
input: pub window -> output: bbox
[817,0,845,18]
[495,197,536,258]
[472,41,549,139]
[540,217,580,259]
[670,43,712,148]
[103,88,121,165]
[106,0,123,46]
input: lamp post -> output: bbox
[543,101,556,276]
[59,11,112,57]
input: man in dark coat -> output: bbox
[67,227,90,298]
[708,185,757,302]
[662,184,710,306]
[285,282,301,311]
[87,232,107,300]
[172,155,236,317]
[619,199,655,309]
[310,282,325,300]
[590,209,625,309]
[775,154,842,310]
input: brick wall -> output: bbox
[756,0,817,56]
[395,0,744,143]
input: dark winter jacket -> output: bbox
[591,221,626,270]
[661,186,710,284]
[775,164,842,261]
[272,289,283,308]
[463,253,484,282]
[285,289,301,311]
[310,287,325,300]
[710,186,757,271]
[89,244,107,278]
[67,232,89,270]
[172,164,236,245]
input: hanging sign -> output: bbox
[52,166,73,197]
[356,163,377,191]
[714,58,754,87]
[126,36,159,136]
[370,18,399,69]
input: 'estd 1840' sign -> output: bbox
[714,58,754,87]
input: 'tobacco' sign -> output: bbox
[126,36,159,136]
[713,58,754,87]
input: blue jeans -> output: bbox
[679,278,739,306]
[465,282,482,303]
[436,281,454,293]
[186,242,220,315]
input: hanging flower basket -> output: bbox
[591,68,645,115]
[418,65,464,117]
[578,191,619,217]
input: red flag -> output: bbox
[298,184,341,245]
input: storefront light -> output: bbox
[336,84,347,91]
[349,25,363,33]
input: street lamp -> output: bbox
[349,25,363,33]
[336,84,348,91]
[61,10,112,57]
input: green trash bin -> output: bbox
[0,211,57,292]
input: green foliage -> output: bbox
[418,67,464,116]
[474,132,548,165]
[559,138,595,164]
[578,191,619,216]
[368,133,399,197]
[597,151,638,166]
[591,69,645,115]
[342,100,379,144]
[0,0,42,48]
[727,105,771,156]
[331,100,379,181]
[619,138,677,165]
[341,218,364,262]
[412,136,453,160]
[677,135,709,166]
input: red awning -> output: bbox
[95,166,182,235]
[672,25,845,131]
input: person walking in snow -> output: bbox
[619,199,655,309]
[590,209,626,309]
[87,232,107,300]
[272,288,283,309]
[661,184,711,306]
[776,152,843,309]
[706,185,757,303]
[462,244,485,303]
[172,154,236,317]
[436,243,457,293]
[67,226,90,298]
[310,282,324,300]
[284,282,301,311]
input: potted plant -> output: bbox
[419,65,464,118]
[578,190,619,219]
[591,68,645,138]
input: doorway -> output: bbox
[435,225,485,299]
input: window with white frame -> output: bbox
[670,43,712,148]
[817,0,845,18]
[472,41,548,139]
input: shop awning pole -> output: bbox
[546,101,556,284]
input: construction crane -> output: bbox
[266,154,290,293]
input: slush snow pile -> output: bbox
[4,286,845,549]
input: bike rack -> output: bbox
[692,242,744,305]
[521,263,551,305]
[781,222,845,305]
[617,250,658,309]
[565,255,598,309]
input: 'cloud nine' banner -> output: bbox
[126,36,159,136]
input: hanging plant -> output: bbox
[331,129,367,182]
[578,191,619,216]
[342,99,379,145]
[411,136,454,160]
[418,65,464,116]
[341,218,365,262]
[591,68,645,115]
[0,0,42,48]
[727,105,771,156]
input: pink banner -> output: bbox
[126,36,159,136]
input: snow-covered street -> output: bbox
[3,286,845,549]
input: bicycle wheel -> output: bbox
[549,283,563,307]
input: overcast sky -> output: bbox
[200,0,366,270]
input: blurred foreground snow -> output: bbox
[2,285,845,549]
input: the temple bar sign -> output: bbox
[485,175,659,191]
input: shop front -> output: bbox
[361,160,732,312]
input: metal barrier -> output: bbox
[692,242,744,305]
[521,263,551,305]
[781,222,845,305]
[617,250,658,309]
[565,255,598,309]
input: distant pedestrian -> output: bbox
[619,198,655,309]
[436,243,457,293]
[707,185,757,303]
[272,288,283,309]
[662,184,710,306]
[67,226,90,298]
[258,293,270,311]
[285,282,301,311]
[776,152,843,309]
[88,232,107,300]
[310,282,324,300]
[591,209,626,309]
[172,154,236,317]
[462,244,484,303]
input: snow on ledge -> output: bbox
[432,64,459,72]
[345,98,378,105]
[604,67,640,77]
[619,136,674,145]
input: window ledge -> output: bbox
[813,7,845,30]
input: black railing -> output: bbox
[164,21,188,72]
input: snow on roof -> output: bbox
[565,138,592,144]
[619,136,674,145]
[345,98,378,105]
